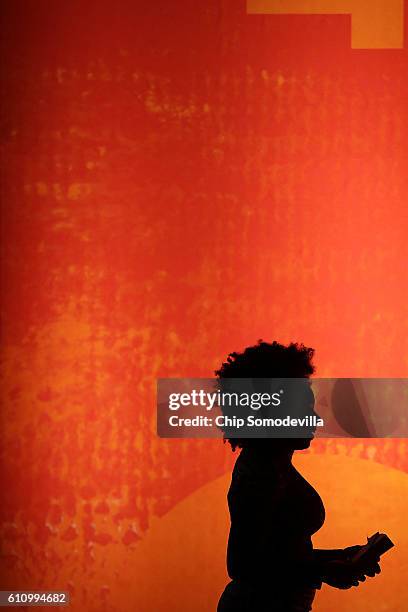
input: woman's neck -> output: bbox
[241,441,294,465]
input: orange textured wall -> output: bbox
[1,1,408,610]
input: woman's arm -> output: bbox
[313,548,346,562]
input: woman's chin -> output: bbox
[294,437,313,450]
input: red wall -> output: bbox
[1,1,407,610]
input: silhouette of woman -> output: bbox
[216,341,381,612]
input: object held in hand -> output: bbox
[351,532,394,566]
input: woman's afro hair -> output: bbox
[215,339,315,450]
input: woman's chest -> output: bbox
[275,468,325,535]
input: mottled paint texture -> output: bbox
[1,1,408,610]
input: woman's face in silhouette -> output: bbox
[248,383,320,453]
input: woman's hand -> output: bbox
[361,560,381,577]
[353,557,381,579]
[343,545,382,579]
[343,545,362,559]
[321,560,365,590]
